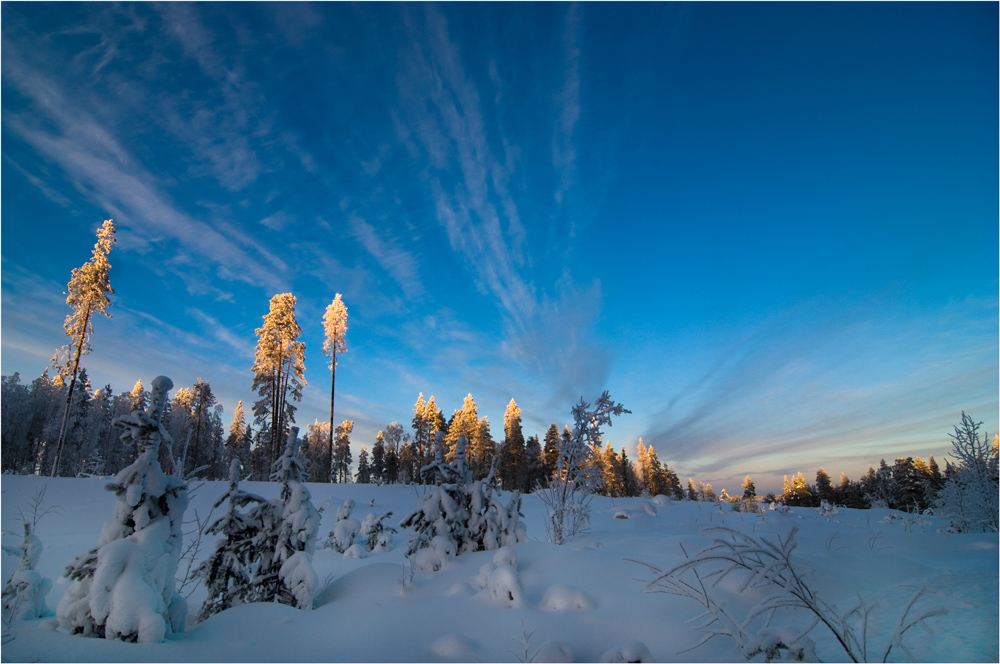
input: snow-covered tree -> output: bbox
[401,434,524,566]
[537,392,630,544]
[499,399,525,491]
[333,420,354,483]
[936,412,999,533]
[50,219,117,477]
[57,376,188,643]
[322,294,348,484]
[356,446,371,484]
[742,475,757,500]
[248,427,320,608]
[195,459,266,621]
[2,522,51,622]
[251,293,306,467]
[225,401,252,476]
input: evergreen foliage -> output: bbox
[56,376,188,643]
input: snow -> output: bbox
[2,474,998,662]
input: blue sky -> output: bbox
[2,2,996,493]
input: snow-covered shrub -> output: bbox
[343,543,366,559]
[57,376,188,643]
[400,437,524,562]
[600,640,652,663]
[195,459,268,621]
[474,562,496,590]
[493,545,517,569]
[335,499,355,522]
[328,517,361,553]
[769,500,790,514]
[732,498,763,514]
[488,562,524,607]
[537,392,630,545]
[359,512,397,552]
[2,523,51,621]
[817,499,839,519]
[935,413,999,533]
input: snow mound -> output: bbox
[335,499,355,521]
[474,562,496,590]
[343,544,366,560]
[488,563,524,607]
[540,584,593,611]
[600,639,653,662]
[535,640,574,662]
[430,633,476,660]
[410,535,456,572]
[492,545,517,569]
[651,494,671,505]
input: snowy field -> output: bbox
[2,474,997,663]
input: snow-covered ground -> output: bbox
[2,474,997,662]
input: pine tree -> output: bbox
[815,468,834,504]
[445,394,480,464]
[251,293,306,468]
[321,294,348,484]
[523,435,544,493]
[499,399,525,491]
[542,424,561,486]
[57,376,187,642]
[372,431,386,483]
[333,420,354,483]
[187,379,217,478]
[742,475,756,500]
[225,401,252,475]
[50,220,117,477]
[356,447,371,484]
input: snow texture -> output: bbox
[540,584,594,611]
[600,639,653,663]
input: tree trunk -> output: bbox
[51,304,91,477]
[327,346,336,484]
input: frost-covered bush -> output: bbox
[2,523,51,621]
[537,392,629,545]
[636,526,944,663]
[400,435,524,562]
[817,499,839,519]
[57,376,188,643]
[935,413,999,533]
[326,499,362,553]
[359,512,397,552]
[195,459,268,621]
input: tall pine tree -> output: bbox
[50,219,116,476]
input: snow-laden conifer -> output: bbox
[2,522,51,621]
[250,426,320,608]
[400,434,524,567]
[56,376,188,643]
[195,459,266,621]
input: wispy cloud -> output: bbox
[643,297,1000,487]
[2,51,286,295]
[348,215,425,300]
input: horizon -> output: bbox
[2,2,997,494]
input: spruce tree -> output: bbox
[50,220,117,477]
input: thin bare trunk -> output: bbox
[51,304,91,477]
[327,347,336,484]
